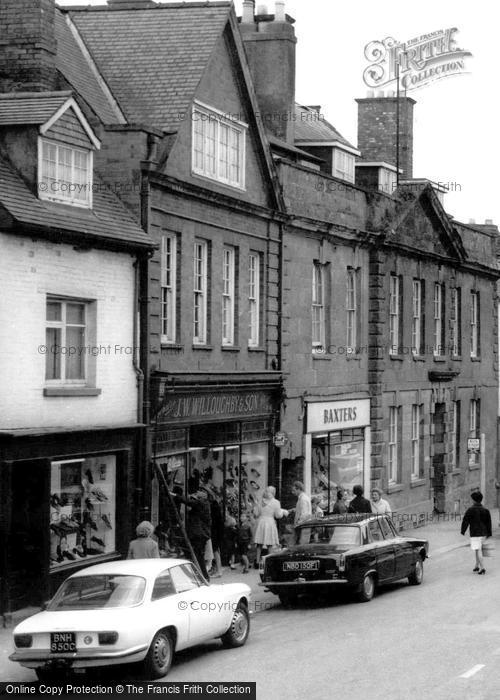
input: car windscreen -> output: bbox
[299,525,361,547]
[48,574,146,610]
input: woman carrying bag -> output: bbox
[460,491,492,575]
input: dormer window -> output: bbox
[192,102,246,190]
[379,167,397,195]
[39,138,92,208]
[333,149,355,183]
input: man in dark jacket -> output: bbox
[461,491,492,575]
[176,487,212,580]
[348,484,372,514]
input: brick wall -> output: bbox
[356,96,415,179]
[0,233,139,429]
[0,0,57,93]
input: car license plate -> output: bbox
[50,632,76,653]
[283,560,319,572]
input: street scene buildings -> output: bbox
[1,2,499,690]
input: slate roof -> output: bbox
[66,2,232,132]
[0,155,153,250]
[55,10,124,125]
[294,103,357,150]
[0,92,71,126]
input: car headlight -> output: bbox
[14,634,33,648]
[98,632,119,645]
[338,554,345,572]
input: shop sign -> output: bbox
[157,390,272,424]
[307,399,370,434]
[273,431,288,447]
[467,438,480,452]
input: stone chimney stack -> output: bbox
[0,0,57,93]
[356,92,416,179]
[240,1,297,143]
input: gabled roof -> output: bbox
[0,92,71,125]
[66,2,232,132]
[0,154,153,251]
[294,103,359,153]
[0,91,101,149]
[55,10,125,125]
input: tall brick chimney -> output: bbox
[0,0,57,93]
[240,1,296,143]
[356,92,416,179]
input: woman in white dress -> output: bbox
[253,486,287,565]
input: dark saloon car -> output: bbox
[259,514,428,605]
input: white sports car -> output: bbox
[10,558,251,681]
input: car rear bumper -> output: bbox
[10,643,149,668]
[259,579,348,587]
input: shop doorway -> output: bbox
[311,429,365,512]
[432,403,446,513]
[8,461,49,610]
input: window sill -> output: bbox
[433,355,447,362]
[468,464,480,471]
[451,469,461,476]
[161,343,184,351]
[248,346,265,353]
[410,478,426,488]
[346,354,362,361]
[451,355,462,361]
[192,345,213,351]
[387,483,404,494]
[221,346,240,352]
[412,355,426,362]
[312,354,332,361]
[43,387,102,397]
[470,356,482,362]
[389,354,404,361]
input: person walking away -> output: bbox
[288,481,312,544]
[332,489,348,515]
[175,486,212,580]
[371,488,392,517]
[461,491,492,575]
[127,521,160,559]
[348,484,372,514]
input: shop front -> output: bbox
[151,375,281,530]
[0,426,139,619]
[305,398,371,511]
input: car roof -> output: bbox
[297,514,384,527]
[67,558,191,579]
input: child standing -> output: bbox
[237,513,252,573]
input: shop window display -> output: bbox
[312,430,364,511]
[50,456,116,568]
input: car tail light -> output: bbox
[98,632,118,645]
[338,554,345,572]
[14,634,33,648]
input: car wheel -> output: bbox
[408,558,424,585]
[221,601,250,648]
[144,629,174,679]
[358,573,375,602]
[278,592,299,608]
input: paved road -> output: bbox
[3,544,500,699]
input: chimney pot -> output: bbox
[485,219,493,225]
[242,0,255,23]
[275,1,286,21]
[469,219,476,224]
[257,4,268,14]
[367,90,375,98]
[377,90,385,97]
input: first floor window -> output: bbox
[248,253,261,347]
[411,404,423,480]
[193,240,208,344]
[346,267,358,352]
[451,287,462,356]
[389,275,400,355]
[451,400,460,471]
[222,246,236,345]
[388,406,400,483]
[433,283,445,356]
[46,298,87,382]
[40,138,92,207]
[312,263,326,352]
[161,234,177,343]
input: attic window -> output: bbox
[379,167,397,195]
[192,103,246,190]
[39,138,92,208]
[333,149,355,183]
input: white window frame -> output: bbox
[379,167,397,194]
[346,268,357,352]
[38,137,93,208]
[433,283,443,356]
[451,287,461,356]
[451,400,459,471]
[389,275,399,355]
[412,280,422,355]
[248,253,260,348]
[312,263,325,353]
[222,246,235,346]
[45,298,87,384]
[160,233,177,344]
[192,102,247,190]
[469,399,478,435]
[333,149,355,183]
[470,290,479,358]
[411,404,420,480]
[193,240,208,345]
[388,406,399,484]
